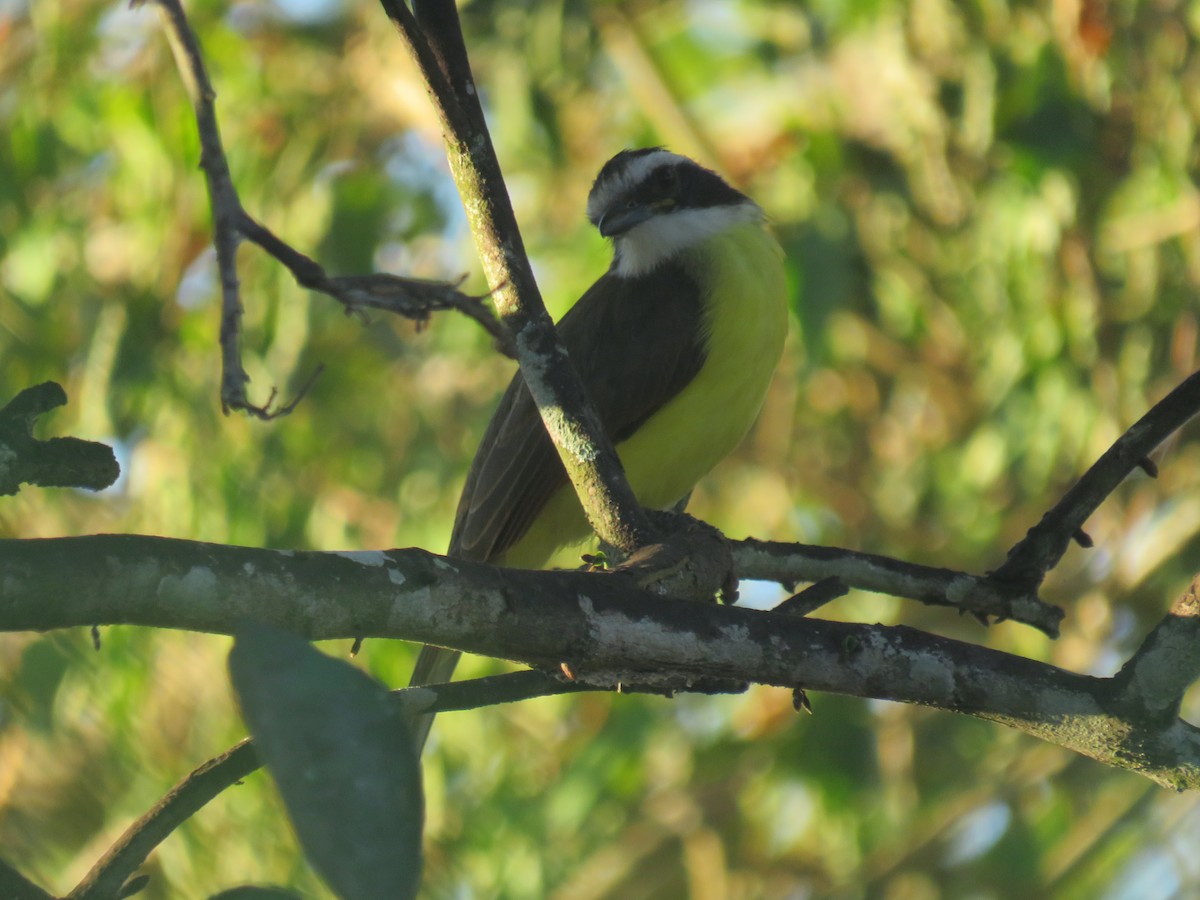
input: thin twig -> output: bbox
[151,0,257,415]
[733,538,1065,637]
[773,577,848,617]
[69,739,262,900]
[64,669,700,896]
[236,212,515,356]
[153,0,514,414]
[740,372,1200,635]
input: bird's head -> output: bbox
[586,148,761,277]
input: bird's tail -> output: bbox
[407,645,462,754]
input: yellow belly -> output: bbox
[500,220,789,569]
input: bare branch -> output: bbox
[236,212,515,357]
[68,739,261,900]
[773,577,849,617]
[381,0,659,556]
[67,668,707,896]
[4,534,1199,787]
[151,0,510,414]
[732,373,1200,641]
[991,369,1200,590]
[151,0,256,415]
[733,538,1065,637]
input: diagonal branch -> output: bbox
[236,211,514,356]
[67,670,594,900]
[990,368,1200,590]
[152,0,255,415]
[740,373,1200,637]
[68,739,262,900]
[380,0,658,556]
[68,666,749,897]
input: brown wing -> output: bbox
[448,258,707,563]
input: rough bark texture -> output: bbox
[3,534,1199,789]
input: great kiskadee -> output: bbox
[409,148,789,748]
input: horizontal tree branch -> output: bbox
[2,534,1197,788]
[733,538,1064,637]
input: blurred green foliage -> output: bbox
[4,0,1200,896]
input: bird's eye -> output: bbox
[626,199,639,208]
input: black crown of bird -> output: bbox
[408,148,789,751]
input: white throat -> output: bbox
[612,201,762,278]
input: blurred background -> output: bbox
[4,0,1200,896]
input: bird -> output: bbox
[408,147,789,750]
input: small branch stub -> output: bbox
[0,383,119,496]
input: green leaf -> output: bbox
[228,623,423,900]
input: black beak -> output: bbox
[597,203,655,238]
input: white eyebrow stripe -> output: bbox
[586,150,687,223]
[620,149,684,186]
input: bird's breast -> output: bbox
[614,219,789,511]
[494,219,789,569]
